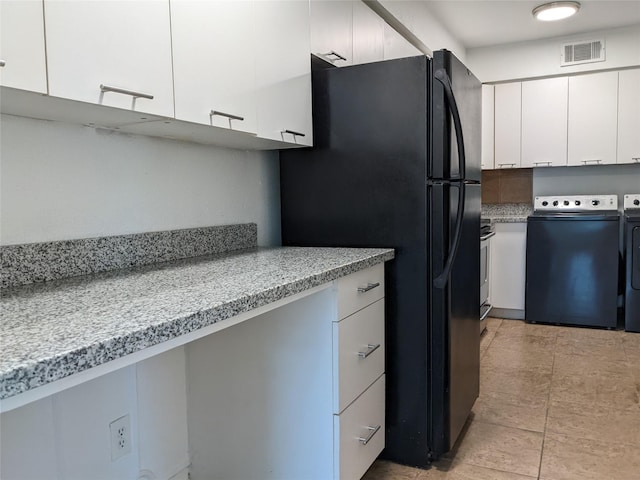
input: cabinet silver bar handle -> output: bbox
[358,343,381,359]
[534,161,552,166]
[582,159,602,165]
[357,425,381,445]
[100,84,153,100]
[632,157,640,163]
[282,129,306,137]
[326,50,347,61]
[497,163,516,168]
[357,282,380,293]
[210,110,244,122]
[0,60,6,67]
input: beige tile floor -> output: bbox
[362,318,640,480]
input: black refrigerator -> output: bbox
[280,50,481,467]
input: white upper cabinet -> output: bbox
[383,24,421,61]
[254,1,312,146]
[44,0,174,118]
[171,0,256,134]
[521,77,568,168]
[0,0,47,93]
[567,71,618,166]
[617,69,640,165]
[494,82,522,169]
[352,1,384,65]
[481,85,494,170]
[310,0,353,66]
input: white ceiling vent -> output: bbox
[561,39,605,66]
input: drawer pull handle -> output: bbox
[581,159,602,165]
[210,110,245,122]
[100,84,154,100]
[281,129,306,137]
[534,161,552,166]
[357,282,380,293]
[326,50,347,62]
[357,425,381,445]
[358,343,381,359]
[497,163,516,168]
[632,157,640,163]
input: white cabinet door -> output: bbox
[44,0,174,117]
[383,24,421,61]
[567,71,618,166]
[171,0,256,133]
[617,69,640,165]
[352,0,384,65]
[494,82,521,169]
[0,0,47,93]
[521,77,568,168]
[310,0,353,66]
[254,0,312,146]
[489,223,527,312]
[481,85,494,170]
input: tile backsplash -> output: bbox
[482,169,533,205]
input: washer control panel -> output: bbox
[624,194,640,210]
[534,195,618,211]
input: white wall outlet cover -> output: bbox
[109,414,132,461]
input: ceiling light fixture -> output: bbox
[533,1,581,21]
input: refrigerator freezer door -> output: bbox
[432,50,482,182]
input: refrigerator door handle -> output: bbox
[433,69,468,289]
[433,181,466,288]
[434,68,466,180]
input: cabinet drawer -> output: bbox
[337,264,384,320]
[334,375,385,480]
[333,299,384,413]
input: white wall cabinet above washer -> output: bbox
[0,0,47,93]
[171,0,257,134]
[254,0,312,146]
[352,0,385,65]
[44,0,174,118]
[567,71,618,166]
[617,69,640,165]
[310,0,353,66]
[481,85,495,170]
[494,82,522,169]
[521,77,568,168]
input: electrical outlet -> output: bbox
[109,414,132,461]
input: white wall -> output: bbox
[1,349,190,480]
[467,24,640,83]
[379,0,466,61]
[533,164,640,202]
[0,115,282,246]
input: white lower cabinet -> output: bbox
[186,266,386,480]
[334,375,386,480]
[489,223,527,314]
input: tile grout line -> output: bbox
[537,331,558,480]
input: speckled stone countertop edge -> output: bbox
[0,247,394,400]
[482,203,532,223]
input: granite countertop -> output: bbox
[482,203,533,223]
[0,246,394,401]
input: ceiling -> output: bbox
[421,0,640,49]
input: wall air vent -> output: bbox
[561,39,605,66]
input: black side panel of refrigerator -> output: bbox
[430,49,481,455]
[432,50,482,182]
[280,56,433,465]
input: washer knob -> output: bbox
[575,200,581,206]
[553,200,559,206]
[542,201,549,206]
[592,200,600,206]
[563,200,570,206]
[635,199,640,206]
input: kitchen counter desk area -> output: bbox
[0,241,394,480]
